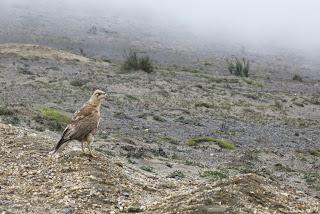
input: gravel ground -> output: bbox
[0,44,319,213]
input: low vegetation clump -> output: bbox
[309,149,320,157]
[274,163,293,172]
[160,136,179,145]
[199,170,227,180]
[274,99,284,110]
[304,172,320,191]
[140,165,154,173]
[292,74,303,82]
[34,107,70,131]
[138,55,154,73]
[0,106,15,116]
[185,160,205,168]
[122,50,154,73]
[186,137,235,150]
[153,115,167,122]
[195,102,215,109]
[214,138,236,150]
[0,106,19,125]
[3,115,20,125]
[70,79,86,87]
[226,57,250,77]
[167,170,185,179]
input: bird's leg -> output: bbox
[81,141,86,154]
[86,134,95,157]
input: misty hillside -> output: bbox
[0,1,320,213]
[1,0,320,80]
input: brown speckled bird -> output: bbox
[49,89,106,156]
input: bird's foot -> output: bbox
[88,150,96,158]
[87,144,96,157]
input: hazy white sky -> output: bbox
[117,0,320,50]
[1,0,320,54]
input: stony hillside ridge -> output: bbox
[0,43,96,63]
[0,123,319,213]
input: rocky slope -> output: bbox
[0,123,319,213]
[0,44,319,213]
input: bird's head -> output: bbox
[88,89,107,107]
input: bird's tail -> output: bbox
[49,127,70,155]
[49,137,67,155]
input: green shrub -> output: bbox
[226,57,250,77]
[138,56,154,73]
[186,137,235,150]
[292,74,303,82]
[122,50,154,73]
[122,50,139,71]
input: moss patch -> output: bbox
[34,107,70,131]
[186,137,235,150]
[38,107,70,124]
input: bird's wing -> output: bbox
[61,104,100,141]
[71,103,94,122]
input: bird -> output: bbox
[49,89,106,156]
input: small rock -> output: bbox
[122,192,130,197]
[115,161,124,167]
[127,206,143,213]
[158,147,166,157]
[165,162,173,168]
[64,207,73,214]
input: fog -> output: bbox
[109,0,320,52]
[1,0,320,58]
